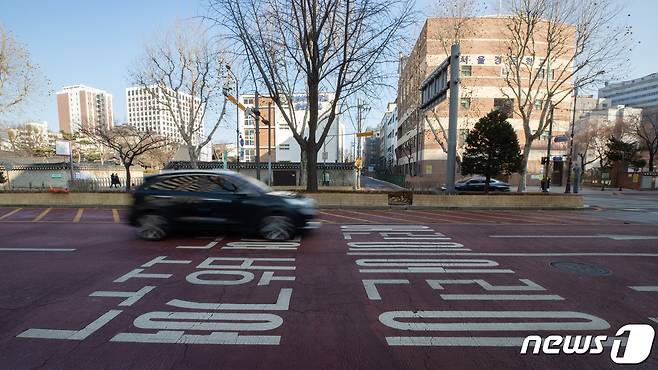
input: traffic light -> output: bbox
[541,157,548,165]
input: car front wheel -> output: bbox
[137,214,169,241]
[259,215,295,241]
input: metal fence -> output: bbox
[68,177,144,192]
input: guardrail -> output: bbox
[0,191,583,209]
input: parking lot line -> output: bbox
[73,208,84,222]
[33,208,52,222]
[112,209,120,223]
[0,208,22,220]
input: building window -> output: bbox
[534,99,543,110]
[501,67,510,79]
[493,98,514,118]
[243,97,254,105]
[245,116,255,126]
[279,143,290,150]
[460,98,471,109]
[461,65,472,77]
[243,148,256,162]
[244,129,255,146]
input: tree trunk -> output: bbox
[649,151,655,172]
[300,148,307,188]
[124,163,132,191]
[517,141,532,192]
[306,146,318,192]
[188,145,198,169]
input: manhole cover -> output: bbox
[550,261,612,277]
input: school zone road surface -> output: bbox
[0,207,657,369]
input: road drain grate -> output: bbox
[550,261,612,277]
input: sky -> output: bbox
[2,0,658,146]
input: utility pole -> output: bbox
[267,101,272,185]
[446,43,460,193]
[254,91,261,180]
[356,99,362,189]
[542,104,555,192]
[565,87,578,193]
[226,65,239,172]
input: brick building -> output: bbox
[396,17,574,188]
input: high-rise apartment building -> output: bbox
[599,73,658,109]
[56,85,113,134]
[396,17,574,187]
[126,86,204,145]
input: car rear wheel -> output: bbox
[137,214,169,241]
[259,215,295,241]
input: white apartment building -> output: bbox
[57,85,113,134]
[599,73,658,108]
[126,86,210,160]
[238,93,345,163]
[378,102,398,170]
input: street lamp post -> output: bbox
[565,87,578,193]
[542,104,555,192]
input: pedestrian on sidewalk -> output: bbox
[109,173,116,188]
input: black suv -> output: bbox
[129,170,318,241]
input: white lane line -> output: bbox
[439,294,564,301]
[347,252,658,257]
[490,234,658,240]
[629,286,658,292]
[0,248,76,252]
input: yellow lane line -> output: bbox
[112,209,121,223]
[33,208,53,222]
[73,208,84,222]
[318,210,373,224]
[0,208,22,220]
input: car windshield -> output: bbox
[236,174,273,193]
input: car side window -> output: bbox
[147,175,196,191]
[206,175,238,193]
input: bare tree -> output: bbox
[83,125,169,190]
[632,108,658,172]
[208,0,414,191]
[501,0,630,191]
[132,22,229,169]
[574,118,612,183]
[0,25,44,116]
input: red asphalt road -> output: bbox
[0,208,657,369]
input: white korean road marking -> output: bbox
[113,269,172,283]
[629,286,658,292]
[168,288,292,311]
[362,279,410,300]
[90,286,156,306]
[177,237,223,249]
[18,310,122,340]
[490,234,658,240]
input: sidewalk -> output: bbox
[515,185,657,196]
